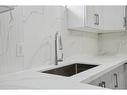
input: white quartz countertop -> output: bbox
[0,53,127,89]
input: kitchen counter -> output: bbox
[0,53,127,89]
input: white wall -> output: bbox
[98,32,127,55]
[0,6,98,75]
[0,7,24,75]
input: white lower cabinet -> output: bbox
[110,65,125,89]
[89,64,125,89]
[124,64,127,89]
[90,72,112,89]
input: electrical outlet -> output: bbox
[16,42,24,57]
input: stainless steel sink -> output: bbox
[41,63,98,77]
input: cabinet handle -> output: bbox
[101,81,106,88]
[99,82,102,87]
[123,17,126,27]
[114,73,118,88]
[98,81,106,88]
[94,14,99,25]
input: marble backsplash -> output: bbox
[98,32,127,55]
[24,6,98,69]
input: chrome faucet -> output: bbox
[55,32,63,65]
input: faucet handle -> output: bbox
[59,35,63,50]
[58,52,63,62]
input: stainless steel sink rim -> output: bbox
[41,63,98,77]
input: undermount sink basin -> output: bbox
[41,63,98,77]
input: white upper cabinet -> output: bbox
[67,6,85,28]
[125,6,127,30]
[102,6,125,31]
[66,6,126,33]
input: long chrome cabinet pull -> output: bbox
[123,17,127,27]
[94,14,99,25]
[114,73,118,88]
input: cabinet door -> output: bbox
[125,6,127,30]
[99,72,112,89]
[90,77,101,87]
[125,64,127,89]
[86,6,95,28]
[110,65,125,89]
[67,6,85,29]
[93,6,104,29]
[117,65,125,89]
[103,6,125,31]
[90,72,112,89]
[86,6,104,29]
